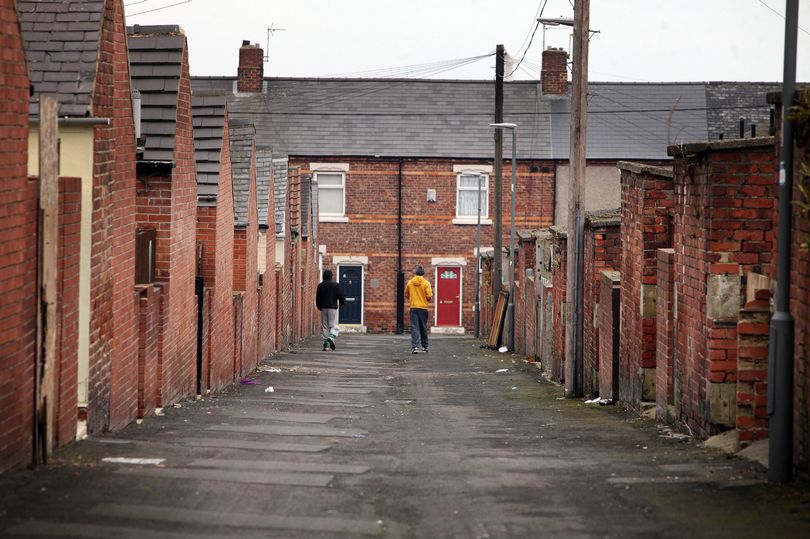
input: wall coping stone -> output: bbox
[666,136,775,157]
[616,161,673,178]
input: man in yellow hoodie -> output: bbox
[404,264,432,354]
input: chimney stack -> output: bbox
[541,47,568,96]
[237,40,264,93]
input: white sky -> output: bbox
[125,0,810,82]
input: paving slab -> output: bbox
[188,458,370,474]
[114,467,334,487]
[206,424,367,437]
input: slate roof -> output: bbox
[256,147,273,228]
[128,25,185,162]
[191,77,551,159]
[191,77,779,162]
[550,83,708,159]
[192,92,227,204]
[272,158,288,235]
[229,121,255,227]
[17,0,104,117]
[705,82,780,140]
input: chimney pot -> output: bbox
[541,48,569,96]
[237,41,264,93]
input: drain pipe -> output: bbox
[767,0,798,485]
[396,158,405,334]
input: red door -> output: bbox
[436,266,461,326]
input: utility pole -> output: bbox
[493,45,504,305]
[768,0,798,485]
[565,0,589,398]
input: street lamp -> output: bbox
[490,122,517,351]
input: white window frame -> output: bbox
[454,172,491,225]
[315,170,347,222]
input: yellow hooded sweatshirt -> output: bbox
[404,275,433,310]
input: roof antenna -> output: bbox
[265,23,286,63]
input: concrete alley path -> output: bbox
[1,334,809,538]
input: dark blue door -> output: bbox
[338,265,362,324]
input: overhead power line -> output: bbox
[128,0,192,17]
[756,0,810,35]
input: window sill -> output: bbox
[319,216,349,223]
[452,218,492,225]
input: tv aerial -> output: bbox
[264,23,286,63]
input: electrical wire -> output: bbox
[756,0,810,36]
[505,19,542,78]
[513,0,549,58]
[128,0,192,17]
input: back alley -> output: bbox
[1,334,809,538]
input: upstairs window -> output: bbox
[316,171,345,219]
[456,172,489,220]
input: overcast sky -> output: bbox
[125,0,810,82]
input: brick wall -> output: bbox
[582,213,621,397]
[291,157,554,333]
[550,227,567,382]
[135,45,197,408]
[514,234,538,358]
[202,123,235,389]
[736,289,771,444]
[0,0,34,472]
[105,0,138,431]
[598,271,621,401]
[771,92,810,476]
[668,139,776,437]
[258,164,277,359]
[55,177,82,448]
[655,248,675,420]
[237,42,263,93]
[792,132,810,477]
[136,284,161,417]
[618,162,674,410]
[541,48,568,96]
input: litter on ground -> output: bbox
[265,386,275,393]
[495,368,509,373]
[102,457,165,465]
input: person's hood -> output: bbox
[410,275,428,285]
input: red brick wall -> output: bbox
[514,236,538,358]
[655,248,675,420]
[583,222,621,397]
[258,169,277,358]
[136,284,161,417]
[550,230,567,382]
[736,289,771,444]
[55,177,82,448]
[196,126,235,389]
[619,164,674,410]
[292,157,554,333]
[772,95,810,476]
[670,141,776,437]
[0,0,34,473]
[598,271,621,401]
[237,43,263,93]
[104,0,138,428]
[792,136,810,476]
[135,44,197,408]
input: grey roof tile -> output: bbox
[256,148,273,228]
[18,0,105,117]
[128,25,186,161]
[190,77,779,163]
[229,122,256,226]
[192,93,228,201]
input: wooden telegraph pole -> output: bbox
[565,0,589,397]
[493,44,504,302]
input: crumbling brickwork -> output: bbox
[618,162,674,410]
[668,139,776,437]
[582,211,621,397]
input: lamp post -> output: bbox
[490,122,517,351]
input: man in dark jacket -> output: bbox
[316,269,346,351]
